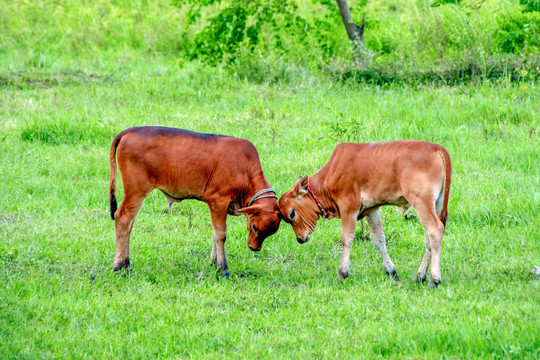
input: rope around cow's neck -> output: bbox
[247,188,277,207]
[307,177,330,220]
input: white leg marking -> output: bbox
[367,209,398,280]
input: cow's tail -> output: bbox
[109,132,123,220]
[437,147,452,228]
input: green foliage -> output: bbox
[496,10,540,53]
[3,0,540,85]
[173,0,308,66]
[520,0,540,12]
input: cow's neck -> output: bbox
[244,171,273,207]
[309,172,339,219]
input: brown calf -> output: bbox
[278,140,452,287]
[109,127,281,276]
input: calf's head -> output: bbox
[278,176,320,244]
[236,203,281,251]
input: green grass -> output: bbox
[1,54,539,358]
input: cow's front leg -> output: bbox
[366,209,399,280]
[208,204,229,277]
[337,212,358,280]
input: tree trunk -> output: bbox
[335,0,365,62]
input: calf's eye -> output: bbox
[289,209,295,220]
[252,224,258,232]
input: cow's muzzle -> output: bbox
[297,234,310,244]
[248,245,261,252]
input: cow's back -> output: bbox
[321,140,446,203]
[115,127,259,200]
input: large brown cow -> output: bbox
[278,140,452,287]
[109,127,281,276]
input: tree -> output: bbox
[171,0,306,66]
[335,0,366,62]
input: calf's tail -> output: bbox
[438,148,452,228]
[109,133,123,220]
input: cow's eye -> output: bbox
[252,224,258,232]
[289,209,295,220]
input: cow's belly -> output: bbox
[360,192,409,208]
[157,184,205,201]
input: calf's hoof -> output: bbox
[386,268,399,281]
[416,272,427,283]
[336,269,349,280]
[218,266,230,278]
[404,213,417,220]
[428,276,441,288]
[113,258,130,271]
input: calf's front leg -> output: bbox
[209,236,217,266]
[209,204,229,277]
[337,212,358,280]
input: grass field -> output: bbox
[1,50,539,359]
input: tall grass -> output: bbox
[1,55,539,357]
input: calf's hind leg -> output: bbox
[416,235,431,283]
[113,190,150,271]
[412,202,445,288]
[366,209,399,280]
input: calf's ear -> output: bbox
[294,175,309,197]
[235,204,264,216]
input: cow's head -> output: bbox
[278,176,320,244]
[236,202,281,251]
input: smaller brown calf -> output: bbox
[278,140,452,287]
[109,127,281,276]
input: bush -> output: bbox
[496,10,540,53]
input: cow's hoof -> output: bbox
[416,272,427,283]
[218,267,230,278]
[336,269,349,280]
[113,258,130,271]
[386,269,399,281]
[404,213,417,220]
[428,278,441,288]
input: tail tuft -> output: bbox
[110,190,117,220]
[109,132,123,220]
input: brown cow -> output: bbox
[278,140,452,287]
[109,127,281,276]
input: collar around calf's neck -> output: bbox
[307,177,330,220]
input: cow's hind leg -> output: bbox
[412,201,445,288]
[416,235,431,283]
[113,191,149,271]
[366,209,399,280]
[208,203,229,277]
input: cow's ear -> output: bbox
[235,204,264,216]
[294,175,309,197]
